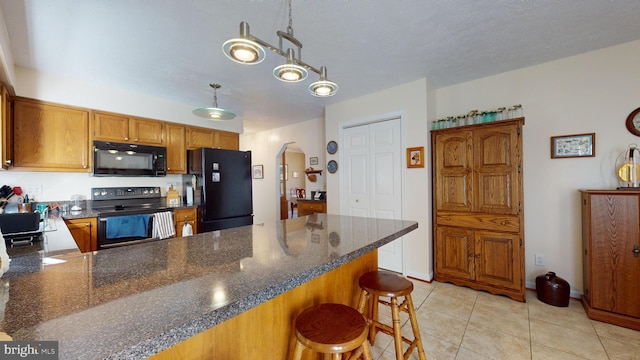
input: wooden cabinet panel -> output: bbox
[434,131,473,212]
[581,190,640,330]
[93,112,129,142]
[474,125,520,214]
[187,126,216,149]
[93,111,164,145]
[432,118,525,301]
[165,123,186,174]
[475,230,520,290]
[435,226,474,280]
[13,98,90,171]
[65,217,97,252]
[216,130,239,150]
[131,117,164,145]
[173,208,197,238]
[1,85,12,169]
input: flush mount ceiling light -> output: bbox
[192,83,237,120]
[222,0,338,97]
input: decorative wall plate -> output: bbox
[327,140,338,154]
[327,160,338,173]
[626,107,640,136]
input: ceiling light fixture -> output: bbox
[192,83,237,120]
[222,0,338,97]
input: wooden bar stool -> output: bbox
[357,271,426,360]
[292,303,373,360]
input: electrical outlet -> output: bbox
[535,253,545,266]
[25,185,42,199]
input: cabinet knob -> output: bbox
[124,137,129,141]
[4,159,11,165]
[634,245,639,258]
[134,138,139,142]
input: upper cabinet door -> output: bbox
[130,117,164,145]
[14,98,90,171]
[216,130,239,150]
[473,124,521,214]
[434,130,473,212]
[93,112,164,145]
[187,126,216,149]
[93,112,130,142]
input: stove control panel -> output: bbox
[91,187,161,200]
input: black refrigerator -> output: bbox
[184,148,253,232]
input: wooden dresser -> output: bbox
[580,190,640,330]
[297,199,327,217]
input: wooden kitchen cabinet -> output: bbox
[297,200,327,217]
[165,123,187,174]
[13,98,91,171]
[173,208,197,238]
[65,217,97,252]
[93,111,164,145]
[187,125,239,150]
[580,190,640,330]
[432,118,525,301]
[1,85,12,169]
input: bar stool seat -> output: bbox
[292,303,373,359]
[357,271,426,360]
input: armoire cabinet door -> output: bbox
[473,124,521,215]
[474,230,521,290]
[433,130,473,212]
[435,226,474,280]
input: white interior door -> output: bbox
[342,118,403,272]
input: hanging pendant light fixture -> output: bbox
[192,83,236,120]
[222,0,338,96]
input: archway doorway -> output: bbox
[276,142,306,220]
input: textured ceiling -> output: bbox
[2,0,640,133]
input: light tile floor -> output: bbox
[366,279,640,360]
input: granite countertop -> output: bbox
[0,214,418,359]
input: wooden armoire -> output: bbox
[431,118,525,301]
[580,190,640,330]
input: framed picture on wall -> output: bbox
[550,133,595,158]
[252,165,264,179]
[406,147,424,168]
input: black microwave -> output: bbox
[93,141,166,177]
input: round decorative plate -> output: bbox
[327,140,338,154]
[327,160,338,173]
[626,107,640,136]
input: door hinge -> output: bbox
[518,165,522,173]
[519,238,522,246]
[518,202,521,212]
[517,126,521,136]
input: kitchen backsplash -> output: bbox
[0,171,185,203]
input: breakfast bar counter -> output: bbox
[0,214,418,359]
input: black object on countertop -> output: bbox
[535,271,570,307]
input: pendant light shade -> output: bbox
[192,83,236,120]
[222,22,266,65]
[309,66,338,97]
[273,48,308,82]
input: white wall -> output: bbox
[436,39,640,294]
[324,79,432,281]
[240,117,326,225]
